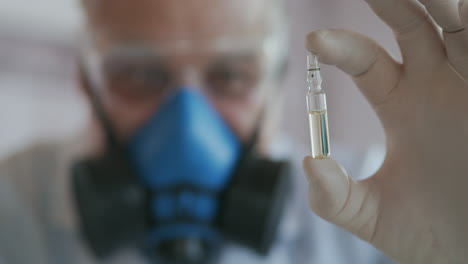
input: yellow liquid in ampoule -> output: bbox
[308,110,330,159]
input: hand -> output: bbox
[303,0,468,263]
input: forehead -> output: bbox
[84,0,273,52]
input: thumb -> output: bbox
[303,156,380,242]
[306,30,401,108]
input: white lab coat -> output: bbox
[0,134,393,264]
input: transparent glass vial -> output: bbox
[306,53,330,158]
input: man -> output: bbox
[0,0,392,263]
[6,0,468,263]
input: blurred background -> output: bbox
[0,0,397,173]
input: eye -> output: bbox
[103,61,172,101]
[205,57,261,99]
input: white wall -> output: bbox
[0,0,83,41]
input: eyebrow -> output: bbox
[104,46,162,62]
[103,46,262,68]
[104,36,267,56]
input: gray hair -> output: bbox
[79,0,289,78]
[263,0,289,78]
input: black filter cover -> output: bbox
[72,148,149,258]
[147,237,220,264]
[218,158,291,255]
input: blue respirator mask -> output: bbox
[72,87,291,264]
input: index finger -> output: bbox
[365,0,445,70]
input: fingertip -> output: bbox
[305,30,334,63]
[302,156,334,177]
[303,156,348,177]
[459,0,468,20]
[302,156,313,177]
[305,30,327,53]
[302,157,353,222]
[305,29,377,72]
[302,155,321,171]
[460,0,466,9]
[302,155,313,164]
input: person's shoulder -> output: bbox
[1,141,53,168]
[0,131,89,172]
[0,136,83,208]
[1,141,61,199]
[0,142,56,264]
[0,140,64,173]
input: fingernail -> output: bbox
[305,31,323,54]
[305,30,332,57]
[305,41,318,55]
[303,156,348,178]
[303,156,323,194]
[303,156,327,181]
[302,156,314,168]
[303,157,337,195]
[460,0,467,8]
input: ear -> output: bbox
[276,55,289,84]
[75,58,120,147]
[259,89,284,153]
[77,62,93,100]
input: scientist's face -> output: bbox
[82,0,278,142]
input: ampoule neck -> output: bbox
[308,83,323,93]
[307,53,323,93]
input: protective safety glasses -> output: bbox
[80,34,284,103]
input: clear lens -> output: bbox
[204,54,261,99]
[103,57,172,101]
[81,36,278,103]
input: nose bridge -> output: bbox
[171,53,204,92]
[179,65,202,91]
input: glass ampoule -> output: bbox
[306,53,330,159]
